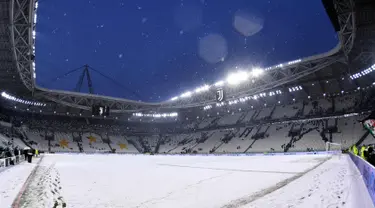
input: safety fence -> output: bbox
[349,152,375,206]
[0,155,25,170]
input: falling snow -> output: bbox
[35,0,338,102]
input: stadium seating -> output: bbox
[0,92,371,155]
[168,133,201,154]
[51,132,79,153]
[198,117,216,129]
[335,94,359,112]
[6,114,372,155]
[24,129,49,151]
[158,134,189,153]
[108,134,139,153]
[241,110,256,123]
[80,133,111,153]
[272,102,302,119]
[332,117,368,149]
[192,131,226,153]
[217,112,242,126]
[250,124,291,152]
[255,107,272,120]
[215,127,256,153]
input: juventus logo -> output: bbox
[216,89,224,102]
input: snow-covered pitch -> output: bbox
[1,154,373,208]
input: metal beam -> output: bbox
[8,0,363,113]
[334,0,356,57]
[9,0,35,92]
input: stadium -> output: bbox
[1,0,375,207]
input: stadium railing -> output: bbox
[349,152,375,206]
[0,155,25,169]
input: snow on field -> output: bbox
[243,155,374,208]
[28,154,326,208]
[18,159,66,208]
[0,160,37,208]
[7,154,374,208]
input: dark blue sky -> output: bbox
[35,0,338,102]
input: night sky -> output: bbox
[35,0,338,102]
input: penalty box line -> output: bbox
[157,163,301,175]
[219,156,332,208]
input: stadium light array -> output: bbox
[204,88,285,110]
[214,80,225,87]
[203,79,365,111]
[287,59,302,65]
[1,92,46,107]
[204,105,212,110]
[180,91,192,98]
[226,71,250,85]
[34,13,37,24]
[195,85,210,93]
[288,86,303,92]
[216,102,226,107]
[264,59,302,71]
[31,0,38,82]
[171,96,179,101]
[169,67,264,101]
[167,57,306,102]
[350,64,375,80]
[133,112,178,118]
[169,60,302,101]
[251,68,264,77]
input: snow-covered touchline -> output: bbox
[14,158,67,208]
[219,156,332,208]
[11,156,44,208]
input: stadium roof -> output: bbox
[0,0,374,114]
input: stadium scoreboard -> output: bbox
[92,105,110,116]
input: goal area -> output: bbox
[325,142,342,153]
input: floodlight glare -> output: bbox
[226,71,249,85]
[251,68,264,77]
[214,80,225,87]
[180,91,192,98]
[195,85,210,93]
[170,96,179,101]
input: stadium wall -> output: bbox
[349,152,375,206]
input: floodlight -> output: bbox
[180,91,192,98]
[251,68,264,77]
[226,71,249,85]
[214,80,225,87]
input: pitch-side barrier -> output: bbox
[349,152,375,206]
[0,155,25,170]
[51,150,339,156]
